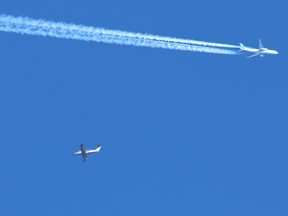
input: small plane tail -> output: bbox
[239,43,244,47]
[95,144,102,152]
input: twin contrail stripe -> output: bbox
[0,14,238,55]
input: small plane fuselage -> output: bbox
[73,144,102,161]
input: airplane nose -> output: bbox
[273,50,279,54]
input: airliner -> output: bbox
[239,39,278,58]
[73,144,102,161]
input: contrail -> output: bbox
[0,14,239,55]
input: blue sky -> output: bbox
[0,0,287,216]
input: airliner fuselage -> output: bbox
[239,39,278,58]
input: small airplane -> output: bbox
[239,39,278,58]
[73,144,102,161]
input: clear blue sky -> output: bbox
[0,0,287,216]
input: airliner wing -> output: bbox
[258,39,263,49]
[247,52,261,58]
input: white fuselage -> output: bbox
[73,146,102,155]
[74,146,101,155]
[240,46,278,55]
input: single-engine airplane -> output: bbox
[239,39,278,58]
[73,144,102,161]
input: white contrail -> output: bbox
[0,14,239,55]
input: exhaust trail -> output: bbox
[0,14,239,55]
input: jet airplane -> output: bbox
[239,39,278,58]
[73,144,102,161]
